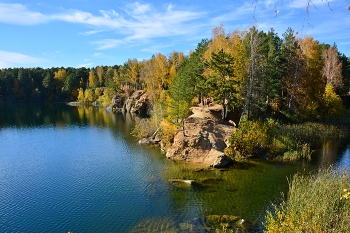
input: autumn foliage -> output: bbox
[0,25,349,122]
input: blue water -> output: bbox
[0,104,349,232]
[1,125,169,232]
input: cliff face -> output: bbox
[166,105,236,168]
[111,90,150,114]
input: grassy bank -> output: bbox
[263,168,350,232]
[225,118,348,161]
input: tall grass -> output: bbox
[264,168,350,232]
[269,122,346,161]
[226,118,347,161]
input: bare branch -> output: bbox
[252,0,258,22]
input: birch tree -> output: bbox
[241,26,265,121]
[322,46,342,88]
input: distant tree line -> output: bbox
[1,25,349,122]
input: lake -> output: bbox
[0,103,349,232]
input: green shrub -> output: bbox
[227,117,271,158]
[264,168,350,233]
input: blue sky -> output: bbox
[0,0,349,68]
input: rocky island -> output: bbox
[165,105,235,168]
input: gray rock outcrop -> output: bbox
[123,90,149,114]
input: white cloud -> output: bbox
[0,3,48,25]
[77,62,93,68]
[94,39,124,50]
[79,30,103,36]
[127,2,151,15]
[0,2,205,50]
[0,51,44,68]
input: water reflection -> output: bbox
[1,103,350,232]
[0,103,138,131]
[316,141,341,166]
[335,145,350,169]
[313,140,350,168]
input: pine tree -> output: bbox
[205,49,235,119]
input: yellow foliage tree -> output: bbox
[84,89,95,103]
[77,88,84,102]
[88,69,98,88]
[297,36,324,119]
[322,83,344,116]
[96,66,105,87]
[54,68,67,91]
[126,58,140,90]
[168,51,185,82]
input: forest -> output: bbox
[1,25,350,124]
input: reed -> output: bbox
[227,118,347,161]
[269,122,346,161]
[264,168,350,232]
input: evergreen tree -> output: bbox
[262,29,285,115]
[167,39,208,124]
[42,71,55,101]
[339,54,350,95]
[205,49,235,119]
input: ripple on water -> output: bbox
[3,106,347,232]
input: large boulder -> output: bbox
[166,105,235,167]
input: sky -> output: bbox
[0,0,349,69]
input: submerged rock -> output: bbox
[205,215,252,232]
[129,217,177,233]
[168,179,195,185]
[138,137,153,145]
[138,135,161,145]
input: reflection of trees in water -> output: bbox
[315,140,350,167]
[0,103,73,127]
[75,106,139,135]
[318,141,340,166]
[0,103,138,132]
